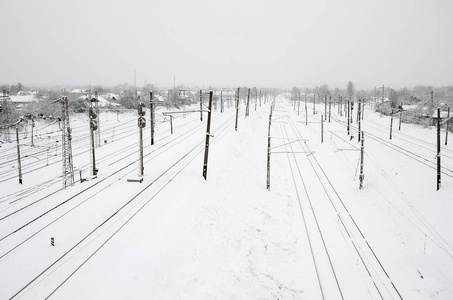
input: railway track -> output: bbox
[1,106,239,299]
[272,101,403,299]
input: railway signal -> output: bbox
[89,106,97,176]
[138,102,146,177]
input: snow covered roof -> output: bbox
[70,89,88,94]
[9,95,36,103]
[432,110,450,118]
[401,105,419,111]
[103,93,119,100]
[80,95,112,107]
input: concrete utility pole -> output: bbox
[297,91,300,116]
[259,90,262,107]
[235,88,240,131]
[321,115,324,143]
[328,96,331,123]
[313,94,316,115]
[305,96,308,125]
[245,88,250,117]
[437,108,441,190]
[359,131,365,189]
[31,117,35,147]
[390,109,394,140]
[267,107,273,190]
[324,95,327,121]
[199,90,203,121]
[202,91,213,180]
[347,100,350,136]
[446,107,450,145]
[16,127,22,184]
[358,100,362,142]
[255,89,258,111]
[150,91,155,145]
[221,91,224,113]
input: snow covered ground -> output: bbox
[1,94,452,299]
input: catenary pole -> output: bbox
[203,91,213,180]
[437,108,441,190]
[235,88,240,131]
[359,131,365,189]
[16,127,23,184]
[150,91,155,145]
[445,107,450,145]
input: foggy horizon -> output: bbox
[1,0,452,91]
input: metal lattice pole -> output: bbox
[60,97,74,188]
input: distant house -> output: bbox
[432,110,450,125]
[9,95,36,109]
[80,95,120,107]
[70,89,89,97]
[103,93,119,102]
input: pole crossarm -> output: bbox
[271,151,313,154]
[441,115,453,125]
[162,110,209,116]
[270,139,307,150]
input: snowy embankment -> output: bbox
[0,95,452,299]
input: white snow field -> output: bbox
[0,93,452,299]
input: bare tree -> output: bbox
[389,89,398,108]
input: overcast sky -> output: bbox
[1,0,452,90]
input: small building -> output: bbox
[9,95,36,109]
[70,89,89,96]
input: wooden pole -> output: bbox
[203,91,213,180]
